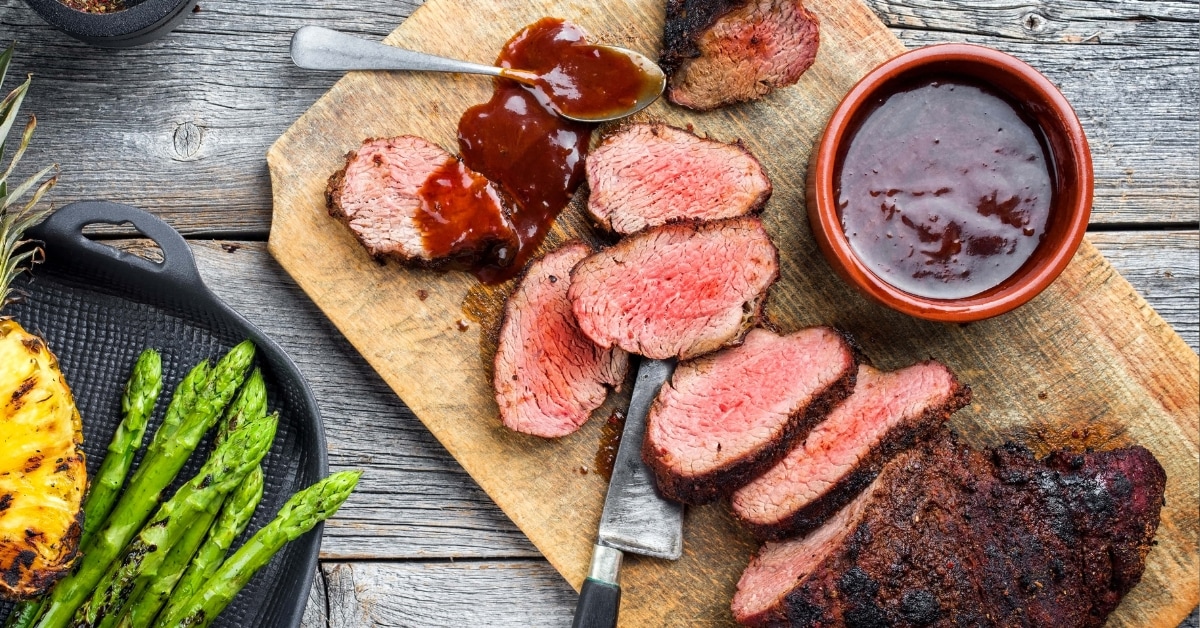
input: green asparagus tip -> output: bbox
[122,348,163,417]
[217,367,266,445]
[201,413,278,494]
[277,470,362,541]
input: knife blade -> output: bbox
[572,358,684,628]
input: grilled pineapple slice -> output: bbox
[0,43,83,600]
[0,321,85,599]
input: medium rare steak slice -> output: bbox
[569,217,778,360]
[732,361,971,540]
[643,327,858,504]
[326,135,518,268]
[494,242,629,438]
[732,433,1167,627]
[585,124,772,234]
[661,0,820,111]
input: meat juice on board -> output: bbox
[835,76,1055,300]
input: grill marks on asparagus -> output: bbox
[37,342,256,628]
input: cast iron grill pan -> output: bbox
[2,200,328,628]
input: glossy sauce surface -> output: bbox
[457,19,600,283]
[523,35,660,121]
[415,158,516,266]
[836,77,1054,299]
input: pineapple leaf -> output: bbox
[0,42,13,92]
[1,163,54,210]
[0,43,56,310]
[0,113,35,185]
[0,76,30,158]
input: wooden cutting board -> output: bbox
[266,0,1199,624]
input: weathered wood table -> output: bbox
[1,0,1196,625]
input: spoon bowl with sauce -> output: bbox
[290,25,665,123]
[806,44,1092,322]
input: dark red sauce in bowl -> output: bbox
[806,44,1092,322]
[836,77,1055,299]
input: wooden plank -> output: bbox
[265,1,1199,626]
[1090,231,1199,352]
[0,0,1195,231]
[299,562,1200,628]
[317,561,576,627]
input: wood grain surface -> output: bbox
[264,0,1199,625]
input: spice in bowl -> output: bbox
[58,0,125,13]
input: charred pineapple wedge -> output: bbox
[0,43,83,600]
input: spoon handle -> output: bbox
[290,26,504,77]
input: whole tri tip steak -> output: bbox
[642,327,858,504]
[568,217,779,361]
[732,361,971,540]
[732,433,1167,627]
[326,135,519,269]
[585,123,772,234]
[661,0,820,111]
[494,242,630,438]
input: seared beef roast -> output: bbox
[732,433,1167,627]
[326,136,518,268]
[643,328,858,504]
[494,243,629,438]
[585,124,772,234]
[732,361,970,540]
[661,0,820,110]
[569,217,778,360]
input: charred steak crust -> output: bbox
[737,363,973,541]
[662,0,820,110]
[585,123,773,234]
[734,433,1167,627]
[660,0,745,76]
[643,336,860,505]
[493,241,629,438]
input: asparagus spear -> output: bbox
[155,471,363,628]
[73,412,278,628]
[83,349,164,546]
[153,466,263,628]
[37,341,256,628]
[215,368,265,446]
[6,351,164,628]
[119,371,267,628]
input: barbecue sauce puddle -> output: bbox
[416,18,657,284]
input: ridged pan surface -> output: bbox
[2,200,328,628]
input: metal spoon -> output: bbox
[290,26,665,123]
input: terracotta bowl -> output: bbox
[806,44,1092,323]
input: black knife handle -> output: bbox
[571,578,621,628]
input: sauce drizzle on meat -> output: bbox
[459,18,647,283]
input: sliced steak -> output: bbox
[732,361,971,540]
[661,0,820,111]
[643,327,858,504]
[585,124,772,234]
[569,217,778,360]
[732,433,1167,627]
[494,242,629,438]
[326,135,519,268]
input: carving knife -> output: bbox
[571,358,684,628]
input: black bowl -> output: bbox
[23,0,196,48]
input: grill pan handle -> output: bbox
[28,200,204,289]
